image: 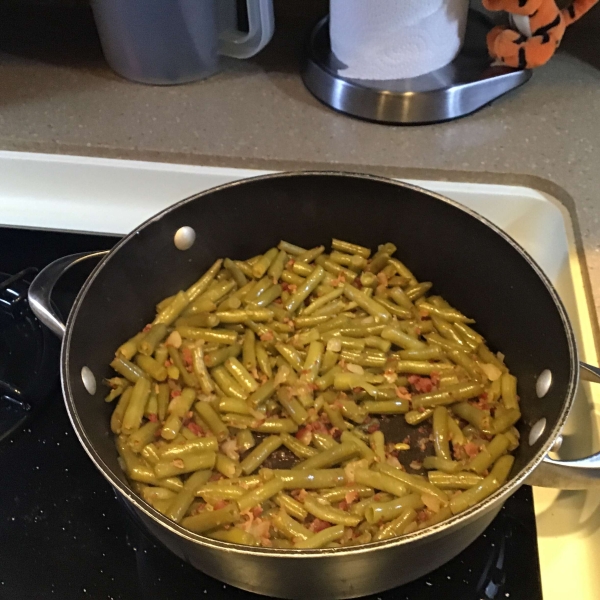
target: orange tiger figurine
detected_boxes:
[483,0,598,68]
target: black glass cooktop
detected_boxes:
[0,227,543,600]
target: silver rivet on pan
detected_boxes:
[550,435,563,453]
[536,369,552,398]
[528,417,546,446]
[174,226,196,251]
[81,366,97,395]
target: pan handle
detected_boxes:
[28,251,109,339]
[527,361,600,489]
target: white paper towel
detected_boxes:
[330,0,470,80]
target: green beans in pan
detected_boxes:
[105,238,520,548]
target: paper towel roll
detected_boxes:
[330,0,470,80]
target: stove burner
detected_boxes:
[0,269,60,441]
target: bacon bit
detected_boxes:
[409,460,422,471]
[353,277,363,289]
[418,308,430,319]
[376,272,388,287]
[344,490,359,505]
[408,375,433,394]
[287,284,298,294]
[170,389,182,399]
[252,506,263,518]
[395,386,412,400]
[295,427,313,445]
[213,499,228,510]
[286,259,295,270]
[171,459,185,470]
[187,422,203,437]
[148,414,158,422]
[164,359,173,368]
[308,518,331,533]
[416,509,431,523]
[470,396,491,411]
[330,274,346,287]
[260,331,274,342]
[430,372,441,388]
[181,346,193,367]
[165,330,182,348]
[154,428,163,438]
[421,493,441,513]
[209,472,223,481]
[366,422,380,434]
[291,489,308,502]
[402,435,411,445]
[143,323,152,332]
[192,502,207,515]
[338,500,349,511]
[463,442,480,458]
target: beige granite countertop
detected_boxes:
[0,1,599,315]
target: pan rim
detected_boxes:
[61,170,578,558]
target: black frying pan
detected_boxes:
[28,172,600,598]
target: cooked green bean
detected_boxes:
[342,284,391,323]
[177,326,238,346]
[365,492,424,524]
[275,343,304,372]
[215,453,242,479]
[158,437,218,459]
[404,408,434,425]
[331,239,370,258]
[362,399,410,414]
[271,469,347,489]
[110,386,133,434]
[468,433,510,474]
[251,247,278,279]
[121,377,151,435]
[240,435,282,475]
[139,324,168,356]
[194,401,229,441]
[353,468,408,497]
[375,464,448,504]
[166,346,197,388]
[411,382,485,409]
[273,508,313,541]
[181,502,240,533]
[280,432,319,459]
[238,477,285,512]
[277,388,309,425]
[492,407,521,434]
[450,455,514,515]
[143,391,158,418]
[375,507,417,540]
[224,357,258,393]
[154,291,190,326]
[128,421,161,453]
[452,401,493,434]
[303,496,361,527]
[165,469,212,522]
[432,407,452,461]
[184,260,223,303]
[190,343,215,395]
[279,240,306,256]
[217,397,252,415]
[154,451,217,478]
[203,343,242,368]
[285,266,326,313]
[110,356,146,384]
[501,373,519,410]
[294,524,345,549]
[247,378,278,408]
[159,388,196,439]
[422,456,462,474]
[428,471,484,490]
[211,366,247,400]
[135,354,167,381]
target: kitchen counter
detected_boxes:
[0,0,599,320]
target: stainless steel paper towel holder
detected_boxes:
[302,11,531,124]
